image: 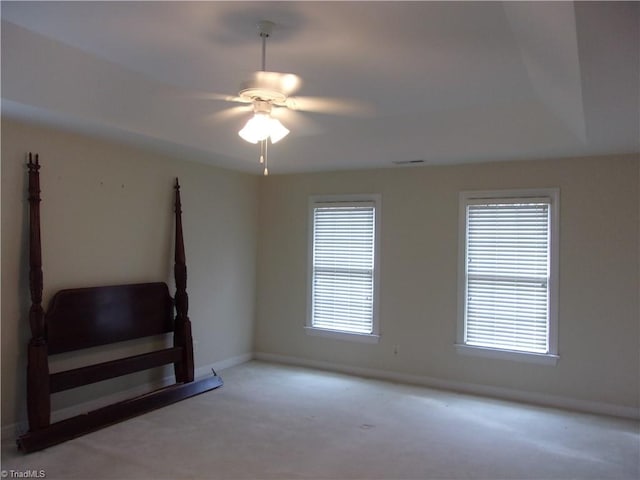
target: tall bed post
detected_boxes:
[26,153,51,430]
[173,179,194,383]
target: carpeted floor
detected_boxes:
[1,361,638,479]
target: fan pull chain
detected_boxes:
[258,139,269,175]
[263,140,269,176]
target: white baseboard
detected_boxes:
[197,352,253,377]
[254,352,640,420]
[1,352,253,443]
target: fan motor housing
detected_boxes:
[239,87,287,104]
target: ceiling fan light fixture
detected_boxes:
[238,113,271,143]
[268,118,290,144]
[235,20,301,173]
[238,112,289,144]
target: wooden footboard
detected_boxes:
[17,375,223,453]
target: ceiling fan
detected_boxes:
[211,20,372,175]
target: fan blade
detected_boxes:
[271,108,324,137]
[243,71,302,96]
[204,105,252,124]
[185,91,251,104]
[285,96,374,117]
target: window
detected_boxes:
[457,189,559,364]
[307,195,380,343]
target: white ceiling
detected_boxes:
[2,1,638,174]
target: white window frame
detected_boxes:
[306,194,381,343]
[456,189,559,365]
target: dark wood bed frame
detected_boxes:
[17,153,223,453]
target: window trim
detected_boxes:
[456,188,560,364]
[306,194,381,343]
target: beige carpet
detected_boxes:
[1,361,638,479]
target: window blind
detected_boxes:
[311,203,375,334]
[464,201,550,353]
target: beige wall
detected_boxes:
[1,119,258,427]
[256,155,639,410]
[3,117,638,430]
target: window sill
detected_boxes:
[455,344,559,366]
[305,327,380,344]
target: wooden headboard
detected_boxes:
[46,283,174,355]
[17,153,223,453]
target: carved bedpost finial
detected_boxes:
[28,152,41,204]
[28,152,40,168]
[174,178,182,214]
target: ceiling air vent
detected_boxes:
[392,159,425,166]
